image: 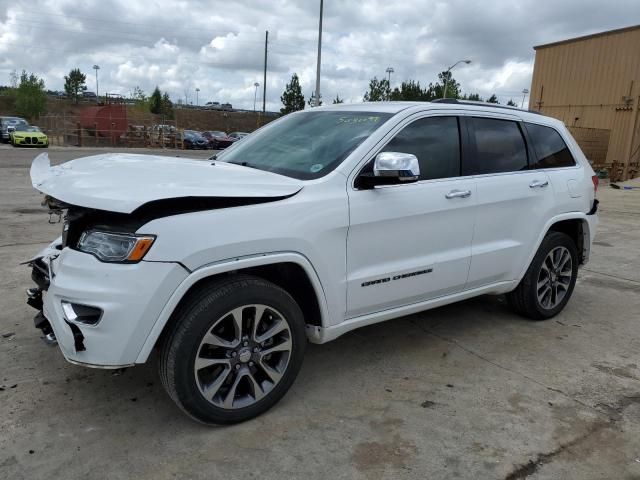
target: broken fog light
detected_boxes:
[77,230,155,263]
[62,301,103,326]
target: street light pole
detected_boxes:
[314,0,323,107]
[253,82,260,112]
[92,65,100,101]
[521,88,529,109]
[195,88,200,107]
[442,59,471,99]
[385,67,394,100]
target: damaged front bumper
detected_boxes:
[27,239,189,368]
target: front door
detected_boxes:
[346,115,476,318]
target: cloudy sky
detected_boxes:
[0,0,638,111]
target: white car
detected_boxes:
[26,100,599,424]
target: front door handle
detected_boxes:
[529,180,549,188]
[445,189,472,199]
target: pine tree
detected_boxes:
[149,86,163,114]
[64,68,87,104]
[280,74,305,114]
[363,77,390,102]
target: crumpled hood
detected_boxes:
[30,153,303,213]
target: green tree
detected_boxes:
[161,92,174,119]
[363,77,390,102]
[131,86,147,103]
[506,99,518,107]
[332,94,344,104]
[14,71,47,119]
[149,86,163,114]
[432,71,461,99]
[389,80,431,101]
[486,94,499,104]
[280,73,305,114]
[461,93,482,101]
[64,68,87,104]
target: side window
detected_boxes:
[525,123,576,168]
[471,118,528,174]
[382,116,460,180]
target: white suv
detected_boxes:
[26,101,599,424]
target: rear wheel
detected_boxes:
[507,231,578,320]
[159,275,307,424]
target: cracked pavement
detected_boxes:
[1,146,640,479]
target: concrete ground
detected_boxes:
[1,145,639,480]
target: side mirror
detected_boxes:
[357,152,420,189]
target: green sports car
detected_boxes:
[11,126,48,148]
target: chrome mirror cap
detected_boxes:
[373,152,420,182]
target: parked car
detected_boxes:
[25,101,598,425]
[228,132,249,141]
[183,130,209,149]
[220,103,233,111]
[83,91,98,101]
[202,131,234,149]
[204,102,221,110]
[10,125,48,148]
[1,116,28,143]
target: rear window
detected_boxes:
[526,123,576,168]
[470,118,528,174]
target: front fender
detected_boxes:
[135,251,329,363]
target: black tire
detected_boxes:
[159,275,307,425]
[507,231,579,320]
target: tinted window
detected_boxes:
[526,123,575,168]
[382,116,460,180]
[471,118,528,174]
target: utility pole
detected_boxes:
[262,30,268,113]
[253,82,260,112]
[314,0,324,107]
[442,59,471,99]
[195,87,200,107]
[385,67,394,100]
[93,65,100,101]
[521,88,529,109]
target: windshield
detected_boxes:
[219,110,392,180]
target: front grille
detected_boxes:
[32,137,38,143]
[25,137,31,144]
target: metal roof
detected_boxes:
[534,24,640,50]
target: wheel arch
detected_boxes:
[517,213,592,284]
[135,252,329,363]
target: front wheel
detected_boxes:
[507,231,579,320]
[159,275,307,424]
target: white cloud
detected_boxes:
[0,0,638,111]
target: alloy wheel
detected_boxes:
[193,304,292,410]
[536,246,573,310]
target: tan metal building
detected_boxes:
[530,25,640,180]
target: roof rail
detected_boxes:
[431,98,543,115]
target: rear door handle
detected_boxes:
[445,189,472,199]
[529,180,549,188]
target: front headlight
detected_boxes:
[77,231,155,263]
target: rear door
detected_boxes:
[524,122,586,214]
[463,115,556,288]
[346,115,476,317]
